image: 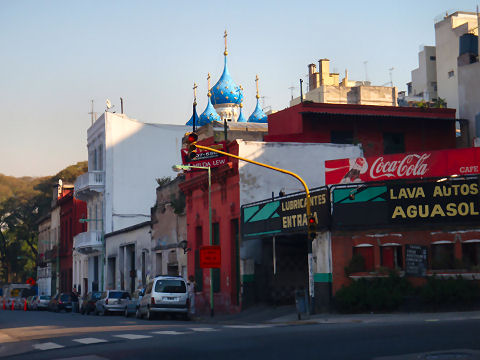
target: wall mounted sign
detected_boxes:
[332,178,480,229]
[325,148,480,185]
[242,188,330,239]
[405,245,428,277]
[199,245,221,269]
[181,141,228,168]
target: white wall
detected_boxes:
[104,113,190,233]
[458,61,480,140]
[105,224,151,291]
[412,46,437,100]
[435,13,478,114]
[237,140,363,205]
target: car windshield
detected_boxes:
[92,292,102,300]
[154,280,186,293]
[108,291,125,299]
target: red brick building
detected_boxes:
[265,102,456,156]
[58,188,87,293]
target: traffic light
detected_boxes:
[307,216,316,241]
[185,132,198,161]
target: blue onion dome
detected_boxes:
[186,107,199,126]
[199,94,221,125]
[211,56,244,106]
[237,103,247,123]
[248,98,268,123]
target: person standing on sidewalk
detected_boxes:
[187,275,196,317]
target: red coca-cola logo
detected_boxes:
[369,153,431,179]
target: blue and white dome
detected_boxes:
[186,107,199,126]
[237,104,247,123]
[211,56,244,106]
[248,98,268,123]
[199,95,221,125]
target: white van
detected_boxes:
[138,276,189,320]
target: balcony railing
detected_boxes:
[74,171,104,199]
[73,231,103,254]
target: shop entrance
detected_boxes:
[256,235,308,306]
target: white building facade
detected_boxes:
[73,111,190,296]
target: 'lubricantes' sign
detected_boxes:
[181,141,228,168]
[325,148,480,185]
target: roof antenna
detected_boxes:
[363,61,369,83]
[120,97,124,114]
[88,100,96,125]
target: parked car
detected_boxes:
[48,293,78,312]
[95,290,130,316]
[36,295,51,310]
[80,292,102,315]
[138,276,189,320]
[124,288,144,317]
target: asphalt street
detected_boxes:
[1,309,480,360]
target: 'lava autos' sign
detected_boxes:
[199,246,221,269]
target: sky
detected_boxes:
[0,0,477,177]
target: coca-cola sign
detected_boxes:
[325,148,480,185]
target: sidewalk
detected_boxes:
[193,305,480,326]
[269,310,480,325]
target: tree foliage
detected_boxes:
[0,161,87,283]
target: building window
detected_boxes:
[353,245,375,272]
[383,132,405,154]
[381,245,403,270]
[462,242,480,269]
[212,222,220,293]
[430,56,436,61]
[431,243,454,270]
[448,70,454,78]
[331,130,354,144]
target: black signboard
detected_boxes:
[405,244,428,277]
[332,178,480,229]
[242,188,330,239]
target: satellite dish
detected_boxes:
[106,99,112,109]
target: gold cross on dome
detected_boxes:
[255,74,260,99]
[193,83,197,103]
[224,30,228,56]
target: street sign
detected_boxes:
[199,245,221,269]
[181,141,228,168]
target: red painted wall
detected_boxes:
[59,190,87,293]
[265,103,457,157]
[180,139,241,314]
[331,227,480,294]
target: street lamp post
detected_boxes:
[79,218,104,292]
[172,164,213,316]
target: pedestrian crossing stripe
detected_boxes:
[33,342,64,350]
[190,327,218,332]
[73,337,108,344]
[223,324,273,329]
[151,331,190,335]
[113,334,153,340]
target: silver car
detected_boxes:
[138,276,189,320]
[95,290,130,316]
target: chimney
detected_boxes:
[308,63,319,90]
[319,59,330,85]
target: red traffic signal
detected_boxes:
[307,216,316,241]
[185,132,198,160]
